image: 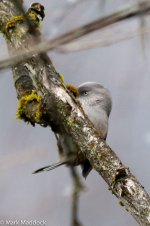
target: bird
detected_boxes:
[33,82,112,178]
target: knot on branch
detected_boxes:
[1,3,45,36]
[26,3,45,28]
[110,166,128,191]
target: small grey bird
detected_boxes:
[33,82,112,177]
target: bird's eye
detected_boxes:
[81,90,88,96]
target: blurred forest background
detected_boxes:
[0,0,150,225]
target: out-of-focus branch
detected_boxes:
[56,26,150,53]
[0,1,150,69]
[1,1,150,225]
[70,167,85,226]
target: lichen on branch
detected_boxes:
[16,89,44,126]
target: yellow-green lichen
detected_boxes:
[5,16,24,31]
[5,20,16,30]
[13,15,24,23]
[66,84,79,97]
[16,90,42,125]
[67,117,74,127]
[27,11,40,27]
[4,3,44,34]
[59,73,64,83]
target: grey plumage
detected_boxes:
[78,82,112,139]
[33,82,112,177]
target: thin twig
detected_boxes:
[56,26,150,53]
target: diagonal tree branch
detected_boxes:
[1,1,150,225]
[0,1,150,69]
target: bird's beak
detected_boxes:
[66,84,79,97]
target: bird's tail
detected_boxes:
[33,160,66,174]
